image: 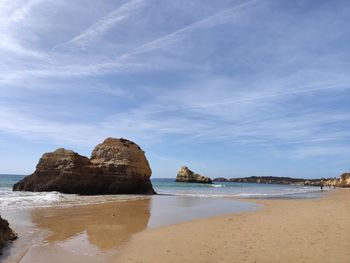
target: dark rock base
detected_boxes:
[0,216,17,255]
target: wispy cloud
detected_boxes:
[0,0,349,176]
[292,146,350,159]
[0,106,99,145]
[58,0,146,48]
[0,0,48,57]
[111,0,262,59]
[0,0,45,26]
[1,76,349,159]
[0,0,262,84]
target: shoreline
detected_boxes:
[0,195,257,263]
[0,188,345,262]
[114,189,350,263]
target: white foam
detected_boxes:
[0,183,327,210]
[211,184,226,188]
[0,187,148,210]
[155,186,326,199]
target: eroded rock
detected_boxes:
[339,173,350,187]
[176,166,212,184]
[13,138,155,195]
[0,216,17,254]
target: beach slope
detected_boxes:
[115,189,350,263]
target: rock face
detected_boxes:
[0,216,16,254]
[13,138,155,195]
[339,173,350,187]
[176,166,212,184]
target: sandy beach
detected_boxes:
[1,189,349,263]
[115,189,350,263]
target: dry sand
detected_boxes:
[114,189,350,263]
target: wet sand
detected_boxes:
[1,196,256,262]
[115,189,350,263]
[5,199,152,263]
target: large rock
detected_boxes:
[0,216,16,254]
[176,166,212,184]
[13,138,155,195]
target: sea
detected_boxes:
[0,174,327,211]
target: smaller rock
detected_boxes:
[0,216,17,254]
[175,166,212,184]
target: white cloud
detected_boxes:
[292,146,350,159]
[0,0,263,84]
[65,0,146,47]
[0,0,45,26]
[1,73,348,160]
[0,0,349,167]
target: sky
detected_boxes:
[0,0,349,178]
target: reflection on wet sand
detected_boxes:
[147,196,259,228]
[3,196,257,263]
[31,198,151,250]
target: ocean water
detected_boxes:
[152,178,326,199]
[0,175,327,210]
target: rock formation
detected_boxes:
[13,138,155,195]
[176,166,212,184]
[339,173,350,187]
[0,216,17,254]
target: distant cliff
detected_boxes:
[213,174,350,187]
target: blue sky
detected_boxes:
[0,0,349,178]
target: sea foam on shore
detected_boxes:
[0,176,328,210]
